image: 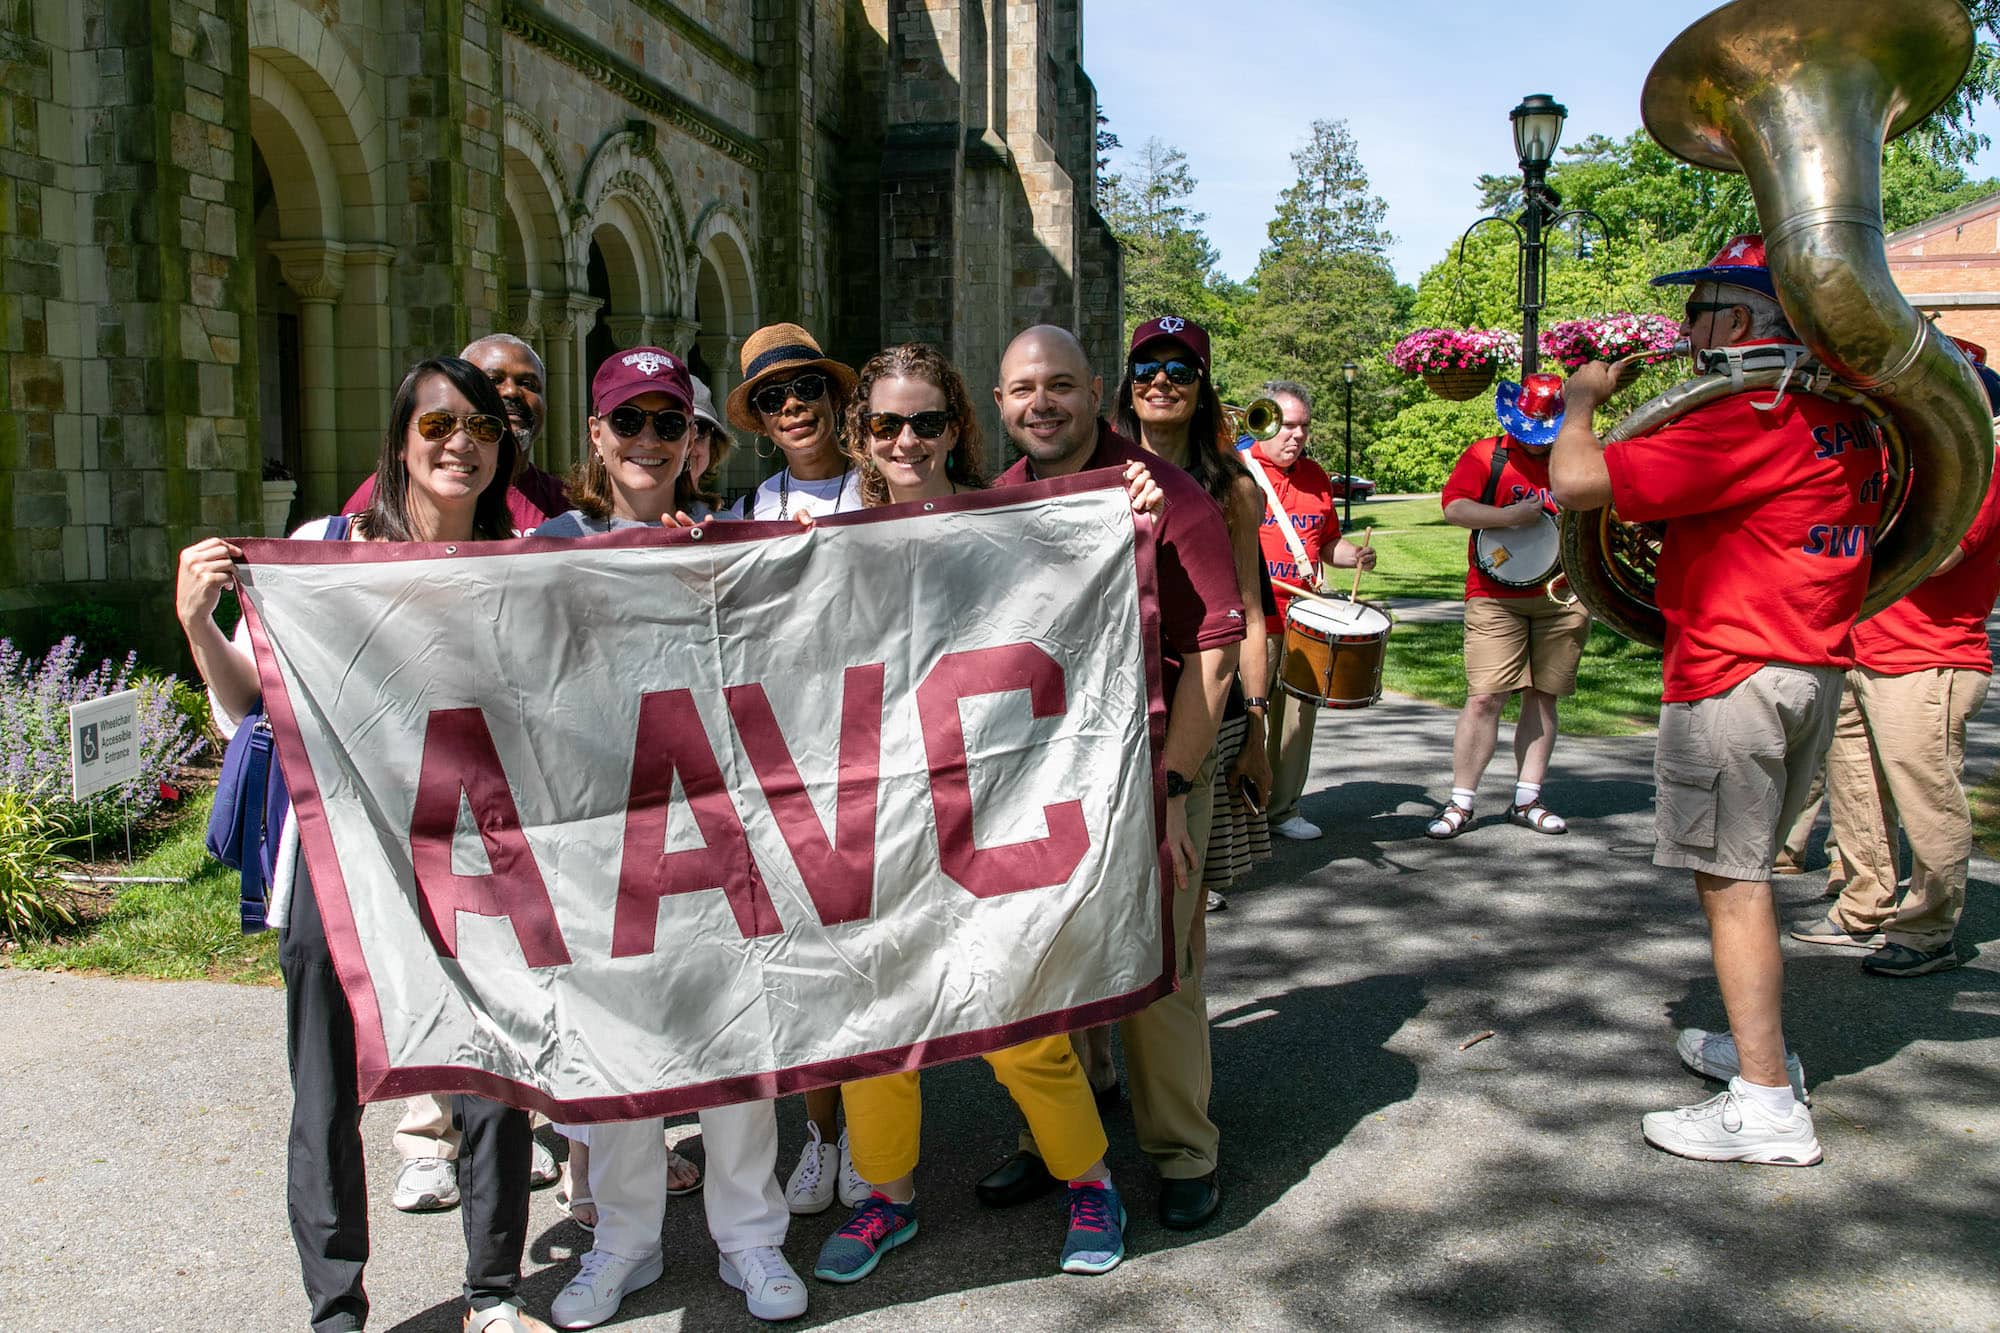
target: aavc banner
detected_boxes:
[235,472,1170,1121]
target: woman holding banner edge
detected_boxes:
[173,356,550,1333]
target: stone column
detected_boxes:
[546,293,602,470]
[336,243,396,500]
[508,288,548,346]
[270,239,349,516]
[662,318,700,360]
[603,314,648,349]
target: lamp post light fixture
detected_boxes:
[1455,92,1607,377]
[1341,360,1358,527]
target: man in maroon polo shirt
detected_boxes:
[346,334,569,531]
[973,324,1244,1231]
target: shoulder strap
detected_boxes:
[1478,437,1511,507]
[326,514,353,540]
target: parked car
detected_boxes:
[1328,473,1375,502]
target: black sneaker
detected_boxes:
[1862,941,1961,977]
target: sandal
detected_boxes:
[554,1164,596,1230]
[665,1145,703,1196]
[1509,801,1568,835]
[1426,804,1472,840]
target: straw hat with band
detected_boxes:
[725,323,859,433]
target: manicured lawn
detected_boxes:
[1335,495,1665,736]
[5,790,279,985]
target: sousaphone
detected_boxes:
[1558,0,1995,646]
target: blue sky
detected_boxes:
[1083,0,1999,286]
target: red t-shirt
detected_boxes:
[1251,446,1336,634]
[998,422,1245,700]
[344,460,570,534]
[1851,456,2000,674]
[1441,435,1559,600]
[1604,391,1887,703]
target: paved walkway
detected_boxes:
[4,680,1999,1331]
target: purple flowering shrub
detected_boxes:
[0,638,206,832]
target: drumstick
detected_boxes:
[1272,577,1345,606]
[1348,528,1374,601]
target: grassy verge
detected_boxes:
[1970,766,2000,861]
[5,789,279,985]
[1339,495,1665,735]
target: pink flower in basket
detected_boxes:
[1540,314,1679,371]
[1388,328,1523,377]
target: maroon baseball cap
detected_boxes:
[591,346,693,416]
[1128,315,1212,372]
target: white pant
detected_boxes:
[587,1100,787,1260]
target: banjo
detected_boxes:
[1473,511,1562,587]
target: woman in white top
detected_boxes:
[174,356,552,1333]
[725,323,864,520]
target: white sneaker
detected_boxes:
[1272,815,1322,841]
[836,1128,869,1208]
[719,1245,809,1321]
[549,1248,665,1329]
[784,1122,837,1215]
[1640,1086,1822,1166]
[530,1137,559,1189]
[1674,1028,1809,1105]
[392,1156,460,1212]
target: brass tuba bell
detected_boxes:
[1557,0,1995,647]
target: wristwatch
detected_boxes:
[1165,769,1196,798]
[1242,695,1270,715]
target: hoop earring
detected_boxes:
[756,436,775,460]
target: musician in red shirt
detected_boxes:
[1803,346,2000,977]
[1553,236,1884,1167]
[1248,380,1376,841]
[1426,374,1592,841]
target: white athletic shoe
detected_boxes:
[1272,815,1323,841]
[784,1122,837,1215]
[1641,1086,1822,1166]
[549,1248,665,1329]
[392,1156,460,1212]
[836,1128,870,1208]
[719,1245,809,1321]
[1674,1028,1809,1105]
[530,1138,560,1189]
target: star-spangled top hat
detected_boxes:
[1650,234,1777,298]
[1494,372,1566,446]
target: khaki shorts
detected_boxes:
[1653,663,1843,881]
[1462,595,1592,697]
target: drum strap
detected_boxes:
[1235,440,1319,590]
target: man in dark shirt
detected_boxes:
[977,324,1244,1230]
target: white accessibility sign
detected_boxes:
[70,689,142,800]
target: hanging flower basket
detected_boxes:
[1541,313,1680,370]
[1421,364,1498,400]
[1389,328,1521,402]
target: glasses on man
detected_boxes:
[752,373,828,416]
[414,410,507,446]
[1683,301,1739,323]
[605,406,691,440]
[1131,359,1200,386]
[863,410,953,442]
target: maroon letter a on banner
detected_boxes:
[726,663,885,926]
[916,643,1089,897]
[614,688,779,955]
[409,708,571,968]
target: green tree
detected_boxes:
[1101,138,1235,336]
[1912,0,2000,163]
[1226,120,1410,454]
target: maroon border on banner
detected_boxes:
[239,468,1174,1120]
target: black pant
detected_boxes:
[280,871,534,1331]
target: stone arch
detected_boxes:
[503,107,573,296]
[573,127,688,315]
[689,201,758,336]
[589,198,658,319]
[245,0,382,240]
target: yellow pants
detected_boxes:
[843,1034,1108,1184]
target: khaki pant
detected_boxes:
[1265,655,1318,824]
[395,1095,550,1160]
[1825,666,1988,950]
[1025,746,1220,1179]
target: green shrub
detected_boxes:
[1368,395,1500,492]
[0,786,78,941]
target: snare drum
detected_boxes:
[1280,597,1392,709]
[1472,511,1561,588]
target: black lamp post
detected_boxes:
[1341,361,1358,526]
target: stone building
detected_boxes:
[1888,190,2000,353]
[0,0,1121,647]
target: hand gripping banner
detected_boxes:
[233,472,1171,1121]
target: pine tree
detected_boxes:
[1101,137,1234,333]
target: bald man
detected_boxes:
[975,325,1244,1230]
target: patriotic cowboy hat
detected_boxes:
[1650,233,1777,298]
[724,323,858,433]
[1494,371,1566,446]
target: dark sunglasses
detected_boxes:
[752,373,828,416]
[414,410,506,446]
[863,410,953,442]
[605,406,690,440]
[1131,359,1200,386]
[1683,301,1740,321]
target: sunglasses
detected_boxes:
[605,405,690,440]
[752,373,828,416]
[1683,301,1740,321]
[414,410,507,446]
[863,410,953,442]
[1131,359,1200,386]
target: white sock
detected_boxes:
[1514,781,1541,808]
[1450,788,1476,813]
[1730,1075,1797,1118]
